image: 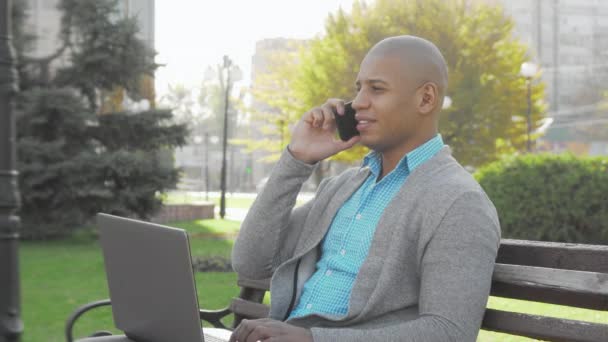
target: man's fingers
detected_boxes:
[325,98,345,115]
[334,100,345,116]
[230,318,260,342]
[337,135,361,150]
[320,104,336,130]
[263,338,280,342]
[310,108,324,128]
[302,99,347,130]
[245,325,272,342]
[230,319,292,342]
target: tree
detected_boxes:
[244,0,546,168]
[14,0,187,239]
[160,80,241,142]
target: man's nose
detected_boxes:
[351,91,370,111]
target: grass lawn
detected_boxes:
[19,217,606,342]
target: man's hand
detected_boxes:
[229,318,313,342]
[289,99,360,164]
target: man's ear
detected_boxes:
[418,83,438,115]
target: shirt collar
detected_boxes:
[362,134,444,176]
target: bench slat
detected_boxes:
[482,308,608,342]
[494,263,608,295]
[491,263,608,310]
[237,277,271,290]
[497,239,608,273]
[230,297,270,319]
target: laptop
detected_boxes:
[91,213,231,342]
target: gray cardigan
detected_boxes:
[232,147,501,342]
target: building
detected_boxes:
[25,0,154,56]
[24,0,156,108]
[489,0,608,155]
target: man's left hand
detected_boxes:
[229,318,313,342]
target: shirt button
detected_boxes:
[325,270,332,276]
[356,214,362,220]
[340,249,346,256]
[306,304,312,309]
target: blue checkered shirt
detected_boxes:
[288,134,445,319]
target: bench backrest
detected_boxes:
[230,239,608,341]
[485,238,608,341]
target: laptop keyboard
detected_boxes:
[204,333,229,342]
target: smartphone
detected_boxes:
[334,101,359,141]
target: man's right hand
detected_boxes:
[288,99,361,164]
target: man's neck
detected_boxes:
[379,132,438,180]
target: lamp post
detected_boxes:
[204,132,209,201]
[0,0,24,341]
[520,62,539,152]
[442,95,452,110]
[218,56,241,219]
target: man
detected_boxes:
[230,35,501,342]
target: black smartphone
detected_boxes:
[334,101,359,141]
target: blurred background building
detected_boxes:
[488,0,608,155]
[24,0,156,110]
[26,0,154,55]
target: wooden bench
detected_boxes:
[66,238,608,342]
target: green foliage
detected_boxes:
[16,90,188,239]
[245,0,545,166]
[475,154,608,244]
[95,148,181,220]
[15,0,187,239]
[17,89,109,238]
[94,110,187,151]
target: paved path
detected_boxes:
[216,207,249,221]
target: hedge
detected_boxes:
[474,153,608,244]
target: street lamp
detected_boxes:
[0,1,24,341]
[520,61,539,152]
[218,56,241,219]
[442,95,452,110]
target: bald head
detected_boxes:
[366,35,448,103]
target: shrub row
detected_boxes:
[474,153,608,244]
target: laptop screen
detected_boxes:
[97,213,204,342]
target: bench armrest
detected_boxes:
[65,299,234,342]
[199,307,233,330]
[65,299,112,342]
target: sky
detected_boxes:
[154,0,357,98]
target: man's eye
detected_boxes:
[372,87,383,91]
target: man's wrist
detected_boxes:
[287,144,318,165]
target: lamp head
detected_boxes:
[520,62,539,78]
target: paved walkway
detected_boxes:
[216,207,250,221]
[200,191,315,221]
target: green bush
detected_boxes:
[474,154,608,244]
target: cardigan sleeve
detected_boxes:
[232,148,324,280]
[310,190,501,342]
